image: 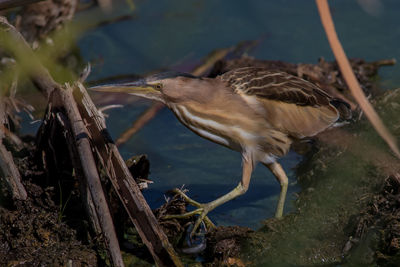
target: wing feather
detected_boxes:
[219,67,331,106]
[218,67,349,138]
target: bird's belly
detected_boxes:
[188,124,278,164]
[185,124,233,148]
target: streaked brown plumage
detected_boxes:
[90,67,351,236]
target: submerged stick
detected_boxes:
[116,102,164,147]
[316,0,400,158]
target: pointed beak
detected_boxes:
[89,79,159,95]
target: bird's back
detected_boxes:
[218,67,351,140]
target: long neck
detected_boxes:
[168,103,241,150]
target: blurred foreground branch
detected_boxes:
[316,0,400,158]
[0,0,43,10]
[15,0,78,44]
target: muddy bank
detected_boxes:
[0,138,97,266]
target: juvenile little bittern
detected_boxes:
[91,67,350,234]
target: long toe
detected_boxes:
[162,206,215,234]
[163,207,204,220]
[170,188,202,207]
[162,189,216,233]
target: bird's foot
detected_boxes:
[180,221,207,254]
[163,188,216,237]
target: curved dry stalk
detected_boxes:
[116,102,164,147]
[316,0,400,158]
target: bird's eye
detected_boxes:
[155,83,163,90]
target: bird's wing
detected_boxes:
[219,67,344,138]
[219,67,331,106]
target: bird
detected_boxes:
[90,67,351,236]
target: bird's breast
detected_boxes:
[170,105,249,151]
[169,102,292,160]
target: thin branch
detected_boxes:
[316,0,400,158]
[191,46,233,76]
[116,102,164,147]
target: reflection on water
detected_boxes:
[78,0,400,229]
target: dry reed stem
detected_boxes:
[316,0,400,158]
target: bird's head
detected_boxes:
[90,71,202,105]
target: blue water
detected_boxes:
[77,0,400,229]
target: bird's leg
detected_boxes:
[266,162,288,218]
[164,156,254,236]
